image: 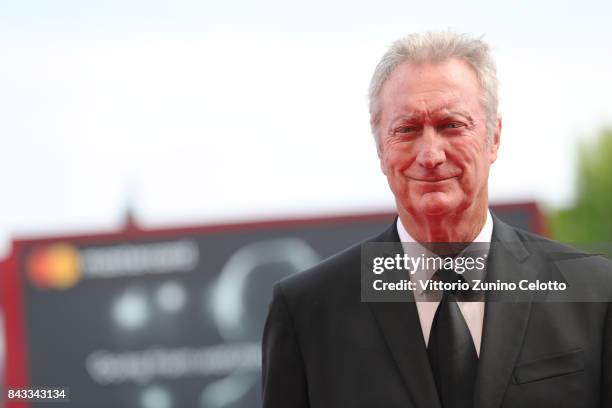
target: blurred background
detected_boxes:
[0,1,611,407]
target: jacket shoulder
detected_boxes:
[277,240,362,301]
[511,223,610,264]
[496,218,612,287]
[273,224,395,310]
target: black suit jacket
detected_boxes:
[262,215,612,408]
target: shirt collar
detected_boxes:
[396,210,493,295]
[396,210,493,244]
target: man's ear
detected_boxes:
[489,114,502,164]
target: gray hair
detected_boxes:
[368,31,498,144]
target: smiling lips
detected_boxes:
[409,175,458,182]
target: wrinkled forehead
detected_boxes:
[389,103,469,121]
[383,96,481,130]
[379,65,484,125]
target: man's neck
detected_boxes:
[398,204,489,243]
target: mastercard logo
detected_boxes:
[27,243,82,290]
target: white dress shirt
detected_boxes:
[396,211,493,356]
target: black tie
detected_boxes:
[427,267,478,408]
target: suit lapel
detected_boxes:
[367,221,441,408]
[474,216,536,408]
[369,301,441,408]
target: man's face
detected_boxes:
[378,58,500,219]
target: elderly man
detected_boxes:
[262,31,612,408]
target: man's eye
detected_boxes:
[394,125,418,134]
[443,122,464,129]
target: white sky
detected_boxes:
[1,0,611,255]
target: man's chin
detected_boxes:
[414,193,457,216]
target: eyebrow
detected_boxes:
[388,109,475,128]
[441,110,474,121]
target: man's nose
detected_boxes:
[415,128,446,168]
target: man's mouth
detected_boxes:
[408,175,458,182]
